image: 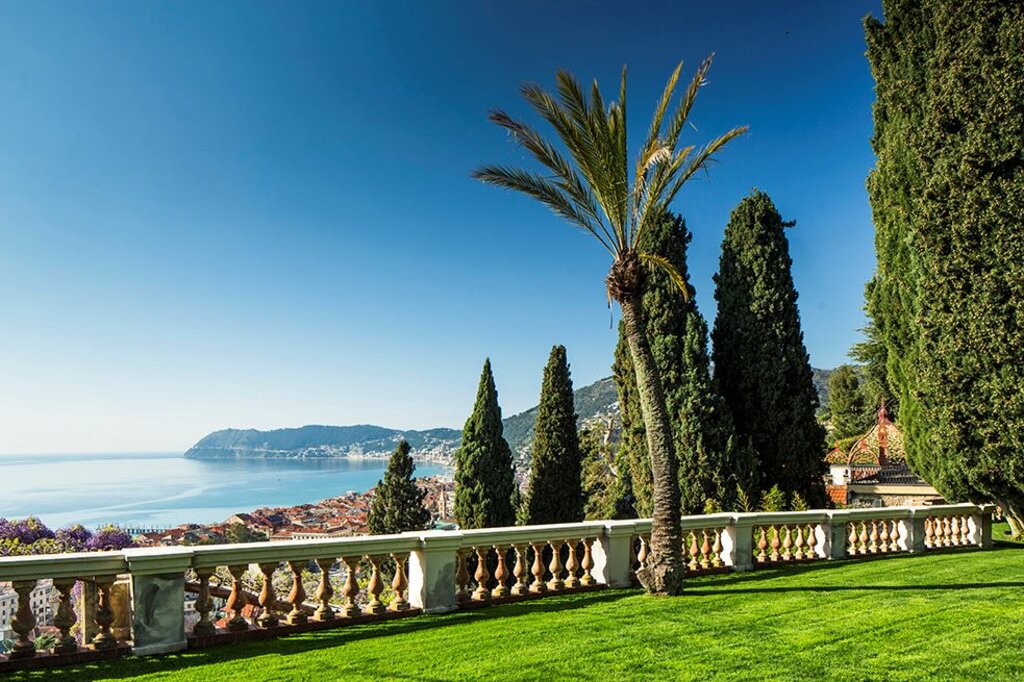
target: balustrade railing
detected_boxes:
[0,503,995,671]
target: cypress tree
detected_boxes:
[827,365,874,440]
[712,191,826,507]
[522,346,585,524]
[613,212,752,515]
[453,359,517,529]
[368,440,432,535]
[865,0,1024,535]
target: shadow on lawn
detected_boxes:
[13,590,635,682]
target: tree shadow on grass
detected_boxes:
[688,581,1024,596]
[11,590,636,682]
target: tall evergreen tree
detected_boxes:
[865,0,1024,535]
[368,440,432,535]
[523,346,585,524]
[712,191,826,506]
[614,212,752,515]
[827,365,873,440]
[453,359,517,529]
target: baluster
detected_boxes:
[193,568,216,635]
[313,558,336,621]
[257,562,279,627]
[455,550,471,603]
[781,525,792,561]
[770,525,781,561]
[711,529,724,568]
[390,553,410,611]
[890,520,902,552]
[638,534,651,568]
[848,522,858,554]
[471,547,491,601]
[879,520,891,553]
[286,561,308,625]
[365,555,385,615]
[491,545,510,598]
[961,515,971,545]
[92,575,118,648]
[629,535,639,574]
[859,521,870,555]
[546,540,565,591]
[225,565,250,631]
[700,530,712,569]
[341,557,360,617]
[806,524,818,559]
[793,525,805,560]
[869,521,879,553]
[529,542,547,593]
[931,517,942,548]
[9,580,37,658]
[757,527,768,562]
[564,540,580,588]
[943,517,954,547]
[53,578,78,653]
[688,531,700,570]
[581,538,596,585]
[511,544,529,596]
[949,516,960,547]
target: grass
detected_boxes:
[11,540,1024,681]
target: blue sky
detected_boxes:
[0,1,884,453]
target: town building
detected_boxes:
[825,403,942,507]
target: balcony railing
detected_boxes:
[0,503,995,672]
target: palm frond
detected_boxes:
[473,165,615,254]
[639,251,691,300]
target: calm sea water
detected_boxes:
[0,453,449,529]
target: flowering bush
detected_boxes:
[0,518,134,556]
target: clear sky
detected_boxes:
[0,1,885,453]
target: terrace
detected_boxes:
[0,504,1008,680]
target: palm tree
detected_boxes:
[473,57,745,595]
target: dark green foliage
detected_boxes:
[522,346,585,524]
[613,213,750,515]
[864,0,1024,533]
[828,365,874,440]
[581,422,636,520]
[225,523,267,544]
[368,440,432,535]
[453,359,517,529]
[712,191,826,507]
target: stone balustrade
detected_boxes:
[0,503,994,671]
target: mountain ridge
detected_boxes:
[185,369,832,462]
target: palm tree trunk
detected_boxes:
[619,291,686,595]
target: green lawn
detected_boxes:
[13,542,1024,681]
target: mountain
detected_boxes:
[184,425,461,460]
[184,370,831,463]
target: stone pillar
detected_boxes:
[591,521,638,587]
[826,513,847,560]
[407,531,462,614]
[904,509,928,554]
[724,518,753,571]
[971,507,994,548]
[124,547,194,656]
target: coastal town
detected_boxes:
[129,475,457,547]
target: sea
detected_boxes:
[0,452,450,530]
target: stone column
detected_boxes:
[971,506,994,548]
[124,547,194,656]
[825,512,848,559]
[723,517,753,571]
[407,531,462,614]
[591,521,638,587]
[904,509,928,554]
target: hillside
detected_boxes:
[185,369,831,462]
